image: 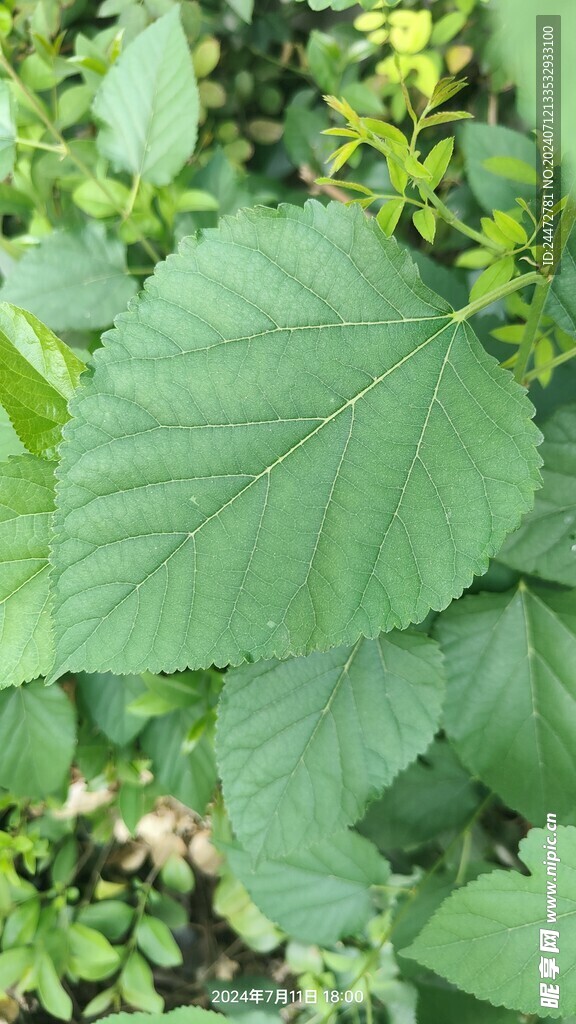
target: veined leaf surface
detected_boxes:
[217,631,444,859]
[50,201,541,677]
[0,455,54,688]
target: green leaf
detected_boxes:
[430,11,467,46]
[492,210,527,245]
[469,257,515,303]
[0,455,54,688]
[0,304,85,458]
[75,671,149,745]
[0,81,16,180]
[225,0,254,22]
[435,583,576,824]
[546,226,576,337]
[217,632,444,859]
[376,197,405,235]
[461,123,536,213]
[69,922,121,981]
[0,680,75,798]
[76,900,133,942]
[428,75,468,111]
[359,739,482,850]
[0,947,34,991]
[93,8,199,186]
[403,826,576,1016]
[412,207,436,244]
[136,915,183,967]
[499,405,576,586]
[423,137,454,190]
[223,830,389,945]
[141,711,216,812]
[420,111,472,128]
[160,854,196,894]
[37,953,73,1021]
[482,156,538,186]
[49,201,541,679]
[119,951,164,1014]
[0,226,137,332]
[72,178,131,219]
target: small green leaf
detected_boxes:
[0,456,55,688]
[386,153,409,193]
[76,901,133,942]
[160,854,196,894]
[412,207,436,244]
[403,826,576,1016]
[136,915,183,968]
[93,8,199,186]
[0,304,85,458]
[492,210,528,245]
[225,0,254,22]
[98,1008,232,1024]
[119,951,164,1013]
[428,76,468,110]
[37,953,73,1021]
[69,922,121,981]
[361,118,408,147]
[480,217,510,249]
[0,947,34,990]
[192,37,220,78]
[454,248,495,269]
[218,632,444,859]
[377,197,405,235]
[469,257,515,303]
[482,156,538,185]
[423,137,454,189]
[328,139,361,175]
[420,111,472,128]
[490,324,525,344]
[72,178,131,219]
[430,11,467,46]
[404,153,432,181]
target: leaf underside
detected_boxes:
[49,201,541,678]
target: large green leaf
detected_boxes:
[435,583,576,824]
[0,226,137,332]
[0,455,54,689]
[499,405,576,586]
[48,201,541,679]
[222,830,389,945]
[0,304,85,459]
[403,826,576,1016]
[417,984,545,1023]
[217,631,444,859]
[0,680,76,798]
[546,228,576,337]
[93,8,199,186]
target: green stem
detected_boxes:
[514,193,576,383]
[0,53,161,265]
[524,344,576,382]
[15,136,64,153]
[453,272,546,323]
[455,828,472,886]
